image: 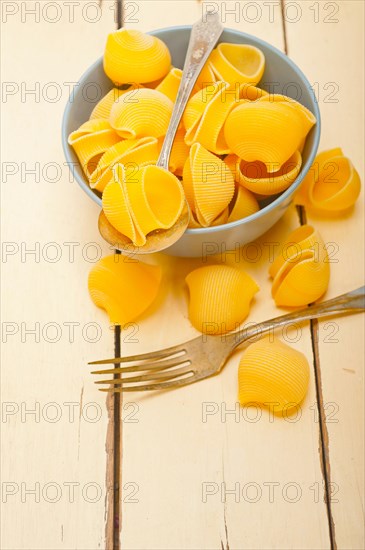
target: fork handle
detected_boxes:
[229,286,365,350]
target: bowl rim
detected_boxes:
[62,25,321,234]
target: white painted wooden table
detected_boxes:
[1,1,364,549]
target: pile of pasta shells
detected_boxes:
[69,28,319,245]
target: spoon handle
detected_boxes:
[157,13,224,169]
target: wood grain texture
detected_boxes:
[0,3,116,548]
[284,1,365,548]
[1,1,363,549]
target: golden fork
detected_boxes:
[90,286,364,392]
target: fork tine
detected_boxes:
[89,343,186,366]
[95,365,193,385]
[90,356,188,375]
[98,374,199,392]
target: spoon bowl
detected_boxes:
[98,202,190,254]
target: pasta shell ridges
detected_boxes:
[102,164,185,247]
[186,265,259,334]
[103,29,171,84]
[295,149,361,211]
[209,43,265,86]
[269,225,330,307]
[109,89,173,139]
[238,339,310,413]
[183,143,235,227]
[224,101,306,172]
[88,255,162,325]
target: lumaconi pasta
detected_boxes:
[103,29,171,84]
[109,88,173,139]
[89,137,160,192]
[102,163,185,246]
[183,83,268,156]
[258,93,316,136]
[68,119,121,178]
[184,81,240,154]
[269,225,330,307]
[186,265,259,334]
[183,143,235,227]
[156,67,183,102]
[195,62,216,90]
[102,164,144,245]
[295,148,361,211]
[226,151,303,196]
[224,100,311,172]
[188,206,229,228]
[89,86,139,120]
[88,254,162,325]
[209,43,265,86]
[238,338,310,413]
[227,185,260,222]
[240,84,268,101]
[211,207,230,226]
[167,128,190,177]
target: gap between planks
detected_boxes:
[281,0,337,545]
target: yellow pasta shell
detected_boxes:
[240,84,268,101]
[295,148,361,211]
[269,225,330,307]
[188,207,229,229]
[103,29,171,85]
[195,62,216,91]
[186,265,259,334]
[102,163,185,247]
[167,128,190,177]
[102,164,146,246]
[225,152,302,195]
[211,207,229,226]
[89,137,160,192]
[124,165,185,235]
[228,185,260,222]
[68,119,120,178]
[238,151,303,195]
[224,154,241,183]
[88,254,162,325]
[183,143,235,227]
[185,81,240,154]
[183,87,210,136]
[89,86,139,120]
[188,208,227,228]
[259,93,316,136]
[109,88,173,139]
[183,82,266,155]
[269,224,326,278]
[156,67,182,102]
[224,101,305,172]
[209,43,265,86]
[238,338,310,413]
[187,212,201,229]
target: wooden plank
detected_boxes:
[127,0,285,48]
[119,2,330,549]
[0,2,117,549]
[284,1,365,548]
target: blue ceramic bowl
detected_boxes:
[62,26,320,257]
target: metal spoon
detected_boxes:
[98,13,224,254]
